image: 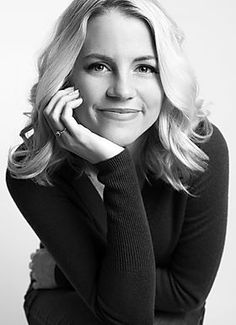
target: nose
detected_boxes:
[106,74,136,100]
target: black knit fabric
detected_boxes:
[6,124,229,324]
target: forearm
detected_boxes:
[95,149,156,324]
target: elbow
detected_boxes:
[95,295,155,325]
[178,284,209,313]
[157,296,206,315]
[179,297,206,313]
[170,288,207,313]
[157,282,208,313]
[169,275,210,313]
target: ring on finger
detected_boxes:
[55,127,67,137]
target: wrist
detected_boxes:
[88,134,124,164]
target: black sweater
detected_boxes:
[6,124,229,324]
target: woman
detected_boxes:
[6,0,229,324]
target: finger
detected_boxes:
[30,271,37,281]
[46,91,81,134]
[29,270,34,280]
[35,248,45,254]
[60,97,84,135]
[44,88,76,133]
[51,91,80,130]
[46,89,79,119]
[44,87,74,116]
[30,252,36,259]
[32,281,39,290]
[30,249,41,261]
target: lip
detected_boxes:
[98,108,142,114]
[96,107,142,121]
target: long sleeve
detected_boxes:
[94,149,156,323]
[6,149,156,325]
[154,125,229,313]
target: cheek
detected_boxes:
[143,82,164,119]
[72,80,105,125]
[71,73,105,105]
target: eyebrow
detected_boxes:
[83,53,157,63]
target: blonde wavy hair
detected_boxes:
[8,0,212,192]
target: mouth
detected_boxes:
[98,108,142,114]
[96,107,142,121]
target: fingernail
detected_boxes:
[69,89,79,96]
[73,98,83,109]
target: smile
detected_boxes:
[98,108,141,114]
[96,107,142,121]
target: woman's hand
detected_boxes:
[43,87,124,164]
[29,248,57,290]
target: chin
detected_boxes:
[107,136,138,148]
[102,128,149,149]
[99,131,140,148]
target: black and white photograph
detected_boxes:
[1,1,235,324]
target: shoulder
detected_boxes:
[190,123,229,194]
[194,123,229,177]
[199,123,228,160]
[6,157,75,199]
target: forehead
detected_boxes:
[79,10,156,58]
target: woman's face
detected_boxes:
[71,10,164,147]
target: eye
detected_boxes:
[136,65,158,74]
[87,63,110,72]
